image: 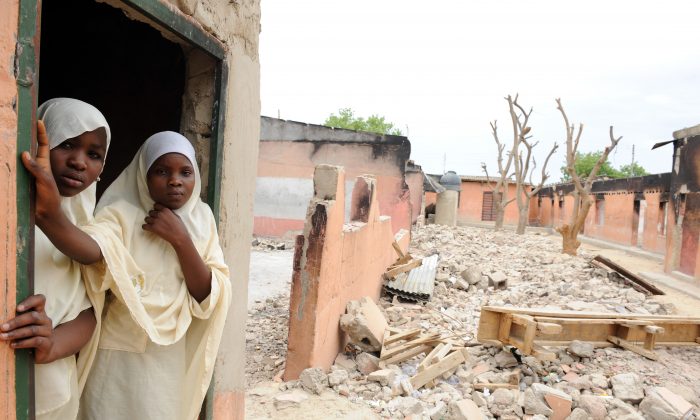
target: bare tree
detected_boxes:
[507,97,559,234]
[481,100,518,231]
[555,98,622,255]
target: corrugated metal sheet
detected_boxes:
[384,254,438,302]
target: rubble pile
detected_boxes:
[246,225,700,419]
[251,237,294,251]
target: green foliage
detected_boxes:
[560,150,645,181]
[618,162,649,178]
[324,108,403,136]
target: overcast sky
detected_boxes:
[260,1,700,181]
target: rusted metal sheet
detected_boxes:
[384,254,438,302]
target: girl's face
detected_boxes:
[146,153,196,210]
[50,127,108,197]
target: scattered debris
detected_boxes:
[383,241,437,302]
[246,224,700,420]
[591,255,665,295]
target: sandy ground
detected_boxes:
[248,249,294,309]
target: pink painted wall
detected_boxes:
[532,190,668,255]
[284,166,409,380]
[405,170,424,224]
[256,140,411,237]
[0,1,19,416]
[456,181,520,224]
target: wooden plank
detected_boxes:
[392,241,405,258]
[521,318,537,355]
[498,314,513,344]
[385,259,423,278]
[384,328,421,346]
[381,344,433,366]
[537,322,563,335]
[410,350,465,389]
[593,255,665,295]
[388,254,412,268]
[418,343,444,370]
[608,336,659,360]
[381,333,440,360]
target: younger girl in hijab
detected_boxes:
[2,98,110,419]
[24,131,231,420]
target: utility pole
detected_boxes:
[631,144,635,167]
[443,153,446,175]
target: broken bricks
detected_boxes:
[339,296,388,352]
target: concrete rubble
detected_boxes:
[245,225,700,419]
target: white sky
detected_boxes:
[260,1,700,181]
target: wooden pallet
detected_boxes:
[478,306,700,360]
[380,327,469,391]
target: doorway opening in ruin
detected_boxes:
[16,0,228,417]
[39,0,187,196]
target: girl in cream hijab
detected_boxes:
[2,98,110,419]
[24,130,231,419]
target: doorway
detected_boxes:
[40,0,186,196]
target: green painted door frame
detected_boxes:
[15,1,228,418]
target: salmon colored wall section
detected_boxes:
[256,141,411,236]
[425,191,437,207]
[0,1,18,417]
[253,216,305,239]
[456,181,519,224]
[532,190,668,255]
[405,171,424,224]
[284,166,409,380]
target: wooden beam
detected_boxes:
[608,336,659,360]
[410,350,466,389]
[385,259,422,278]
[592,255,665,295]
[384,328,421,346]
[381,344,433,366]
[380,333,440,360]
[392,241,405,258]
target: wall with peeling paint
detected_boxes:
[284,165,409,380]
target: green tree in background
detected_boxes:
[561,151,620,180]
[324,108,403,135]
[619,162,649,177]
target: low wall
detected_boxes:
[284,165,409,380]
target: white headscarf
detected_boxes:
[82,131,231,420]
[38,97,111,225]
[34,98,110,418]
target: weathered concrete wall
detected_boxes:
[284,165,409,380]
[255,117,412,238]
[0,0,19,417]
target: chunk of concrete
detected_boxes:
[367,368,396,386]
[449,399,485,420]
[578,395,607,420]
[611,373,644,404]
[333,352,358,372]
[640,387,694,420]
[488,271,508,289]
[339,297,387,352]
[273,389,310,409]
[523,388,553,417]
[299,367,328,395]
[568,408,590,420]
[328,368,349,386]
[567,340,594,358]
[356,352,380,375]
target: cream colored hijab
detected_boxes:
[34,98,110,417]
[82,131,231,420]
